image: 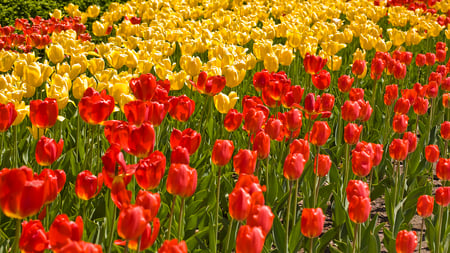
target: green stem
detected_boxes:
[352,223,359,253]
[428,98,435,142]
[265,157,270,201]
[445,140,448,158]
[314,145,320,207]
[436,205,444,253]
[310,237,313,253]
[285,181,293,253]
[292,178,299,226]
[167,196,176,240]
[13,125,18,167]
[124,240,129,253]
[107,205,117,253]
[393,160,399,206]
[418,218,424,253]
[371,78,377,112]
[344,144,350,191]
[415,115,420,135]
[136,235,142,253]
[12,218,21,253]
[224,219,236,253]
[214,165,222,253]
[178,197,185,240]
[368,167,374,198]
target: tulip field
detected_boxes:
[2,0,450,252]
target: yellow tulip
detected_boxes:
[168,70,188,91]
[374,38,392,52]
[321,41,346,56]
[264,53,279,73]
[327,56,342,71]
[24,62,53,88]
[21,83,36,98]
[106,50,128,70]
[180,55,202,77]
[298,42,318,58]
[274,46,294,66]
[253,40,273,61]
[88,58,105,75]
[28,124,46,139]
[70,54,88,74]
[214,91,239,114]
[87,5,100,18]
[180,40,197,56]
[387,28,405,47]
[353,49,366,62]
[0,50,18,72]
[12,102,27,126]
[50,9,62,19]
[51,73,72,90]
[92,21,111,37]
[125,50,138,69]
[46,44,65,64]
[110,81,131,103]
[223,65,246,88]
[426,22,443,38]
[245,53,257,71]
[13,59,27,78]
[64,3,79,17]
[47,82,69,109]
[118,93,135,112]
[359,34,374,51]
[446,25,450,39]
[137,60,154,75]
[72,75,93,99]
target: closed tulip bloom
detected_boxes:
[0,166,45,219]
[265,117,283,140]
[402,132,417,153]
[166,164,197,198]
[425,145,440,163]
[348,196,371,223]
[301,208,325,238]
[234,149,257,175]
[319,93,335,112]
[392,114,409,134]
[436,50,446,62]
[370,57,385,80]
[344,123,362,144]
[48,215,83,250]
[75,170,103,201]
[46,44,65,64]
[417,195,434,218]
[224,109,243,132]
[384,85,399,106]
[396,230,417,253]
[283,153,306,180]
[303,53,327,75]
[351,148,373,177]
[171,146,190,164]
[443,94,450,108]
[285,108,302,131]
[0,102,17,132]
[443,78,450,91]
[394,98,410,115]
[236,225,265,253]
[389,139,409,161]
[214,91,238,114]
[229,187,251,221]
[437,158,450,181]
[413,97,429,115]
[212,139,234,166]
[30,98,58,129]
[147,101,167,127]
[36,168,66,205]
[441,121,450,140]
[314,154,332,177]
[310,121,331,146]
[338,75,354,93]
[253,70,270,92]
[117,205,148,240]
[158,239,188,253]
[289,139,310,161]
[195,72,226,96]
[168,95,195,122]
[425,53,436,66]
[352,60,366,76]
[129,73,157,101]
[35,136,64,166]
[247,205,274,236]
[341,101,361,122]
[425,81,439,98]
[116,219,160,251]
[304,93,316,113]
[170,128,201,155]
[415,54,426,67]
[349,88,364,102]
[371,143,384,166]
[244,107,266,134]
[135,190,161,221]
[124,100,148,126]
[78,88,114,125]
[135,151,166,190]
[126,122,155,158]
[435,187,450,207]
[312,70,331,90]
[393,61,406,80]
[253,130,270,159]
[281,85,304,108]
[19,220,49,253]
[346,180,370,201]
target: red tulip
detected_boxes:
[370,57,385,80]
[78,88,114,125]
[253,130,270,159]
[281,85,304,108]
[103,120,129,150]
[437,158,450,181]
[436,187,450,207]
[135,151,166,190]
[147,101,167,127]
[338,75,354,93]
[229,187,251,221]
[393,61,406,80]
[285,108,302,132]
[75,171,103,201]
[265,117,283,140]
[344,123,362,145]
[233,149,258,175]
[415,54,426,67]
[392,114,409,134]
[384,85,398,106]
[236,225,265,253]
[135,190,161,221]
[352,60,366,76]
[247,205,274,236]
[30,98,58,129]
[413,96,429,115]
[194,71,226,96]
[346,180,369,201]
[115,218,160,251]
[341,101,361,122]
[443,77,450,91]
[425,145,440,163]
[35,136,63,166]
[101,145,129,187]
[126,122,155,158]
[166,164,197,198]
[35,168,65,206]
[351,148,373,177]
[425,52,436,66]
[117,205,149,240]
[441,121,450,140]
[417,195,434,218]
[19,220,49,253]
[212,140,234,166]
[289,139,310,161]
[56,241,103,253]
[314,154,331,177]
[394,97,410,115]
[124,100,148,126]
[170,128,201,155]
[224,109,243,132]
[111,176,132,209]
[425,81,439,98]
[129,73,157,101]
[310,121,331,146]
[283,153,306,180]
[371,143,384,166]
[389,139,409,161]
[158,239,188,253]
[348,195,370,223]
[349,88,364,102]
[0,102,17,132]
[244,107,267,134]
[301,208,325,238]
[443,94,450,108]
[312,70,331,90]
[396,230,417,253]
[320,93,335,112]
[303,53,327,75]
[402,132,417,153]
[171,146,190,165]
[253,70,270,92]
[0,166,45,219]
[168,95,195,122]
[48,215,83,250]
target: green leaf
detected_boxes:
[317,227,337,252]
[272,217,286,253]
[288,217,302,253]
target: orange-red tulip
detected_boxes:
[171,146,190,164]
[253,130,270,159]
[314,154,332,177]
[35,136,63,166]
[349,88,364,102]
[244,107,267,134]
[19,220,49,253]
[351,148,373,177]
[352,60,366,76]
[283,153,306,180]
[394,97,411,115]
[135,150,165,190]
[425,53,436,66]
[265,117,283,140]
[389,139,409,161]
[370,57,385,80]
[392,114,409,134]
[55,241,103,253]
[228,187,251,221]
[437,158,450,181]
[48,215,83,250]
[441,121,450,140]
[147,101,167,127]
[124,100,148,126]
[129,73,157,101]
[396,230,417,253]
[158,239,188,253]
[310,121,331,146]
[417,195,434,218]
[403,132,417,153]
[212,139,234,166]
[78,88,114,125]
[436,187,450,207]
[348,196,370,223]
[338,75,354,93]
[126,122,155,158]
[304,53,327,75]
[253,70,270,92]
[344,123,362,145]
[168,95,195,122]
[341,101,361,122]
[166,164,197,198]
[247,205,274,236]
[194,71,226,96]
[117,205,149,240]
[36,168,66,205]
[75,170,103,201]
[135,190,160,221]
[111,176,132,209]
[115,218,160,251]
[30,98,58,129]
[285,108,302,132]
[425,145,440,163]
[170,128,201,155]
[384,85,398,106]
[413,96,429,115]
[346,180,369,201]
[289,139,310,161]
[415,54,426,67]
[224,109,243,132]
[233,149,257,175]
[301,208,325,238]
[236,225,265,253]
[312,70,331,90]
[0,102,17,132]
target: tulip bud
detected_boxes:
[236,225,265,253]
[300,208,325,238]
[395,230,417,253]
[212,140,234,166]
[417,195,434,218]
[344,123,362,144]
[348,196,371,223]
[436,187,450,207]
[310,121,331,146]
[283,153,306,180]
[314,154,331,177]
[425,145,440,163]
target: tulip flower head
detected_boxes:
[78,88,114,125]
[75,170,103,201]
[436,187,450,207]
[395,230,417,253]
[0,102,17,132]
[233,149,258,175]
[310,121,331,146]
[283,153,306,180]
[417,195,434,218]
[301,208,325,238]
[166,163,197,198]
[30,98,58,129]
[170,128,201,155]
[19,220,49,253]
[212,139,234,166]
[235,225,265,253]
[35,136,64,166]
[158,239,188,253]
[425,145,439,163]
